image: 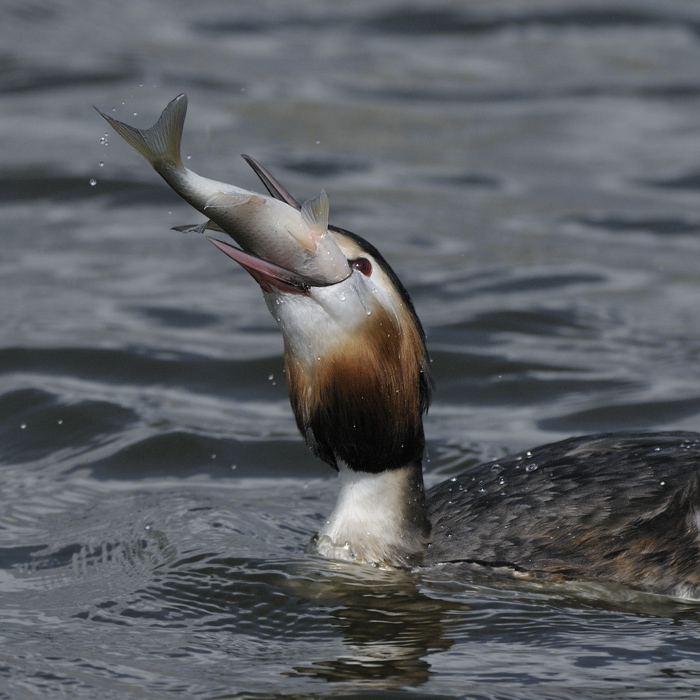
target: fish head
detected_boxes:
[206,160,425,362]
[204,186,351,287]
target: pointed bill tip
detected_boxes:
[241,154,301,210]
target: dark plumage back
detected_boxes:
[426,431,700,595]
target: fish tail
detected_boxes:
[95,93,187,172]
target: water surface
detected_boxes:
[4,1,700,697]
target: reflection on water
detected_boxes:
[4,0,700,697]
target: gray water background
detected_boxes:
[4,0,700,697]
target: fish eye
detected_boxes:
[352,257,372,276]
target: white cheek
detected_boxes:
[262,269,403,371]
[264,276,369,367]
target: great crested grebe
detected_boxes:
[97,94,700,598]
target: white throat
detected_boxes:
[311,463,428,568]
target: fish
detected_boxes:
[95,93,350,287]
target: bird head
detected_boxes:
[210,158,432,474]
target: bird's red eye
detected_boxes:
[352,257,372,276]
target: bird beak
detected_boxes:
[241,155,301,210]
[208,236,313,295]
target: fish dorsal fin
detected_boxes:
[301,190,329,239]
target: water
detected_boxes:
[4,0,700,697]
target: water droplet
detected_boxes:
[89,178,97,187]
[231,464,237,470]
[498,476,506,485]
[98,161,104,168]
[145,524,151,531]
[20,423,26,430]
[525,463,538,472]
[660,480,665,486]
[315,140,320,145]
[211,453,217,460]
[133,111,138,116]
[526,451,533,458]
[100,133,109,146]
[186,154,192,161]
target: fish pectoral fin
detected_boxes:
[300,190,329,239]
[204,192,256,211]
[172,220,225,234]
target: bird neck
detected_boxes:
[310,460,431,568]
[284,298,431,474]
[274,281,433,566]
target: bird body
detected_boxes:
[98,95,700,597]
[426,431,700,597]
